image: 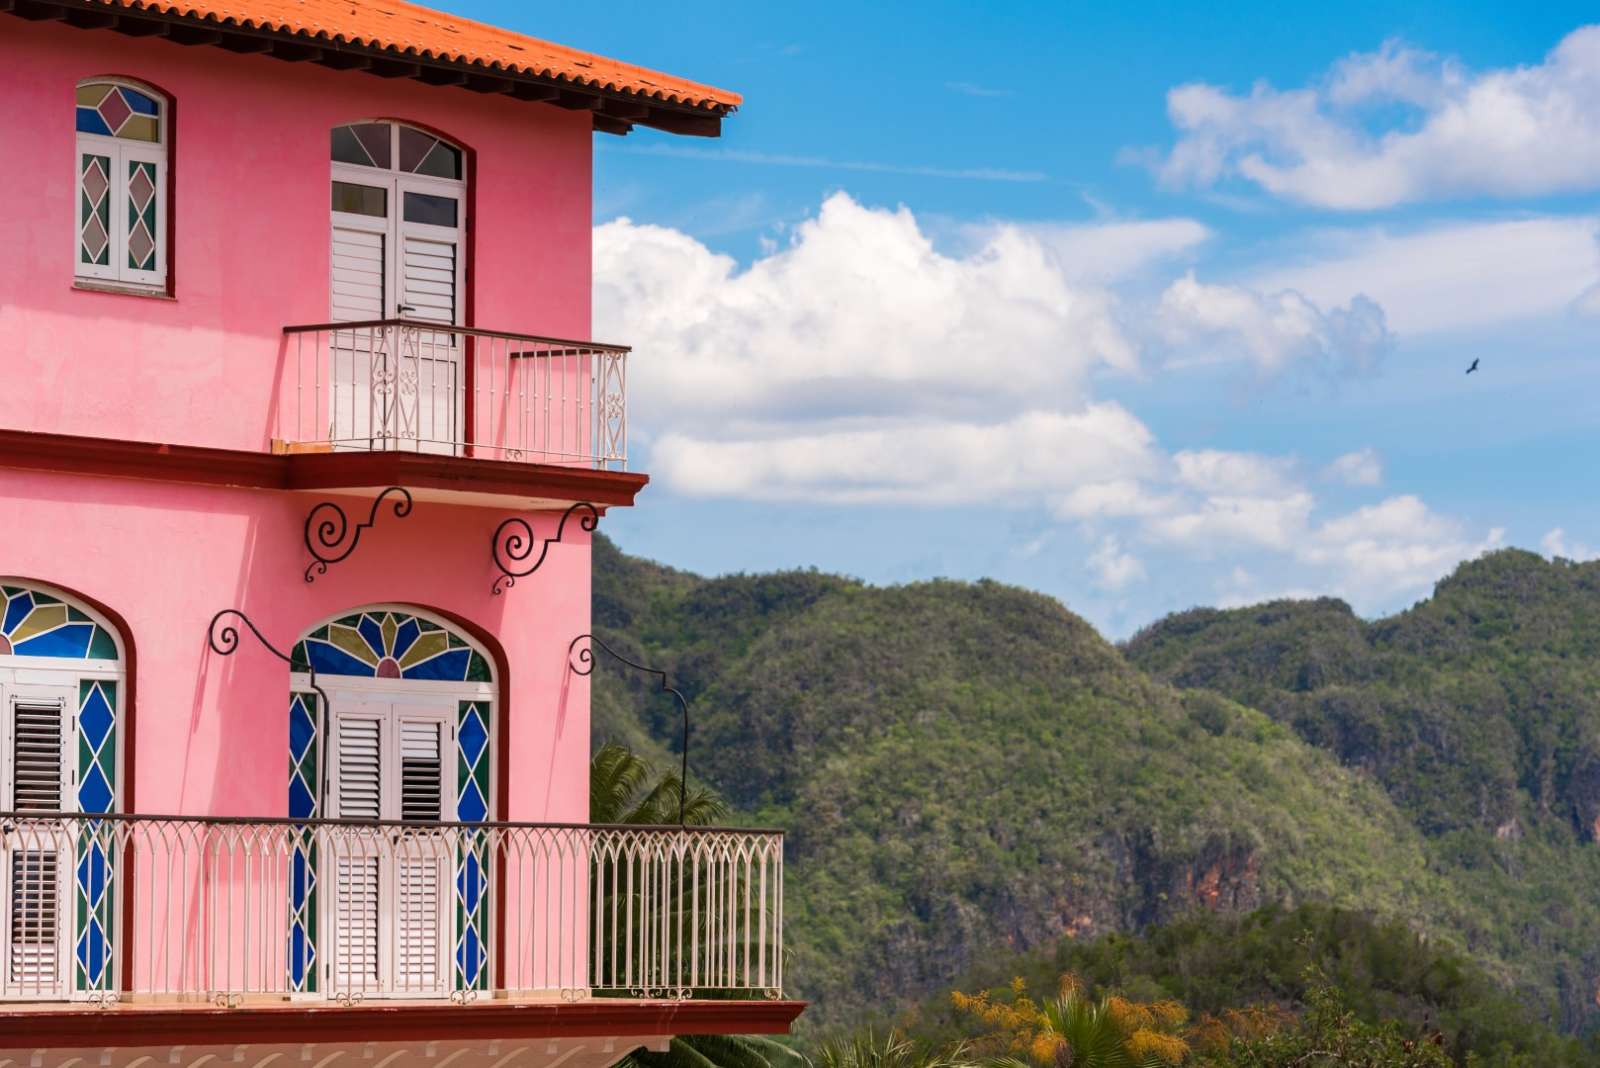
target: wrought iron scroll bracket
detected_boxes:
[492,501,599,595]
[304,486,413,584]
[567,633,692,825]
[207,609,331,817]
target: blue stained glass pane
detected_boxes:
[455,928,482,981]
[458,706,487,766]
[80,684,114,749]
[290,696,316,762]
[15,624,94,658]
[289,775,317,820]
[76,107,111,136]
[456,779,486,823]
[358,615,386,658]
[79,763,114,814]
[121,87,159,116]
[405,648,469,681]
[289,925,309,985]
[76,921,107,980]
[306,641,378,677]
[76,843,109,903]
[391,618,420,659]
[456,852,484,912]
[3,593,33,635]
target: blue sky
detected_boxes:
[472,0,1600,637]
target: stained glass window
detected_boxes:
[79,154,111,267]
[76,82,161,142]
[0,585,119,659]
[75,80,166,289]
[292,610,492,682]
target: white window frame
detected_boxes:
[73,78,168,292]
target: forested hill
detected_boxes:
[590,535,1600,1032]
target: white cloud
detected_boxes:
[1025,219,1211,283]
[594,193,1498,617]
[1156,27,1600,209]
[1542,527,1600,561]
[1252,217,1600,335]
[1158,272,1391,375]
[1324,448,1383,487]
[1087,536,1147,590]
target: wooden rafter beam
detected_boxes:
[593,114,633,136]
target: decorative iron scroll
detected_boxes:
[492,501,599,595]
[567,633,692,825]
[304,486,413,583]
[207,609,330,814]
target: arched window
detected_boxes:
[74,78,167,291]
[0,581,126,999]
[287,607,494,998]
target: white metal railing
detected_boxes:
[0,813,782,1003]
[279,320,629,469]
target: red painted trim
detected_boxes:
[0,430,649,507]
[0,999,807,1048]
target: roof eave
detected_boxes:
[6,0,736,137]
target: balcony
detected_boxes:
[0,813,783,1007]
[278,321,629,471]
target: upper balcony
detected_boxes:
[276,320,629,472]
[0,812,794,1046]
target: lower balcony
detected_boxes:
[0,813,785,1011]
[277,321,629,471]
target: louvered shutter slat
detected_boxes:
[7,700,65,994]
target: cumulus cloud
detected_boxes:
[593,193,1496,614]
[1155,28,1600,209]
[1253,217,1600,335]
[1087,536,1146,590]
[1158,272,1391,376]
[1324,448,1383,486]
[1542,527,1600,561]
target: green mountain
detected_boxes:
[1125,548,1600,1032]
[588,535,1600,1031]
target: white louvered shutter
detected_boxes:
[329,225,388,447]
[398,232,461,453]
[393,719,446,995]
[332,716,382,992]
[331,227,386,323]
[4,698,68,997]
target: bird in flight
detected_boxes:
[1466,358,1480,374]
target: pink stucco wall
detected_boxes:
[0,469,592,823]
[0,18,593,452]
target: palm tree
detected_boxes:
[593,743,793,1068]
[816,1029,974,1068]
[591,741,727,825]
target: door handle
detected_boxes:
[397,304,416,314]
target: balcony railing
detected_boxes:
[0,813,782,1004]
[279,320,629,469]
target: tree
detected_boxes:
[952,975,1188,1068]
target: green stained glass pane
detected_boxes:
[88,627,117,660]
[466,652,491,682]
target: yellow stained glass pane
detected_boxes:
[11,604,67,642]
[380,614,399,657]
[76,83,112,106]
[328,624,379,665]
[118,115,159,142]
[398,631,448,668]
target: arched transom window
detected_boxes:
[74,79,167,290]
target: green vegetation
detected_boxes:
[590,535,1600,1039]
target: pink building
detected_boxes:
[0,0,797,1061]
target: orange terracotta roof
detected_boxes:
[86,0,741,111]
